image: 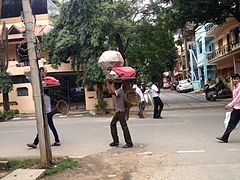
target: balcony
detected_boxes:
[205,23,217,34]
[207,40,240,62]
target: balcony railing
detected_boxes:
[207,39,240,61]
[205,23,215,33]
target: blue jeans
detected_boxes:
[33,112,60,145]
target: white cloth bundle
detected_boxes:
[98,50,124,71]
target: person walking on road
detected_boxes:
[151,81,164,119]
[133,81,145,118]
[217,74,240,143]
[105,79,133,148]
[27,89,61,148]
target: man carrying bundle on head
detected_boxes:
[105,79,133,148]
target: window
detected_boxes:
[234,28,240,44]
[12,75,30,84]
[2,0,47,18]
[209,45,212,52]
[199,41,203,54]
[17,87,28,96]
[16,43,29,65]
[218,39,223,48]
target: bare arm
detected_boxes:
[105,79,116,96]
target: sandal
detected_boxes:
[109,142,119,147]
[27,143,37,149]
[52,142,61,146]
[122,144,133,148]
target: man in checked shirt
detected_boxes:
[216,74,240,143]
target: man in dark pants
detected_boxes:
[106,79,133,148]
[217,74,240,143]
[151,81,164,119]
[27,89,60,148]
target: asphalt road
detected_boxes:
[0,90,238,179]
[161,90,207,104]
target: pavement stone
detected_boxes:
[2,169,45,180]
[0,161,9,170]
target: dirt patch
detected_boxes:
[41,145,147,180]
[1,145,170,180]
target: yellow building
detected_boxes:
[207,18,240,78]
[0,1,78,113]
[0,14,79,113]
[0,1,113,113]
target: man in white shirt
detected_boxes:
[133,81,145,118]
[151,81,164,119]
[27,89,61,148]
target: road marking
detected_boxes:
[227,149,240,151]
[74,114,83,117]
[58,115,67,118]
[177,150,206,154]
[12,117,21,120]
[0,130,26,134]
[27,117,35,119]
[103,122,186,128]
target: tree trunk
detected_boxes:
[96,83,103,100]
[2,92,10,111]
[115,33,126,62]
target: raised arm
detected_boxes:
[105,79,116,96]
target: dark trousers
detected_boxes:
[110,112,133,145]
[138,101,146,117]
[153,96,164,118]
[222,109,240,141]
[33,112,60,145]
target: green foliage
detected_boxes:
[83,59,105,87]
[42,0,104,67]
[44,158,80,176]
[5,158,80,177]
[0,110,19,121]
[8,159,40,169]
[126,5,177,82]
[162,0,240,29]
[222,77,231,90]
[42,0,177,85]
[0,71,13,94]
[95,99,108,114]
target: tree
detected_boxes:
[126,3,177,82]
[0,23,12,111]
[42,0,177,87]
[0,71,13,111]
[162,0,240,28]
[42,0,137,85]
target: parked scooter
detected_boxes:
[171,82,178,91]
[204,79,226,101]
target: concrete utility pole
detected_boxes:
[21,0,52,165]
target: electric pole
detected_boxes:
[21,0,52,165]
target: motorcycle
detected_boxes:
[171,82,177,91]
[204,80,231,101]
